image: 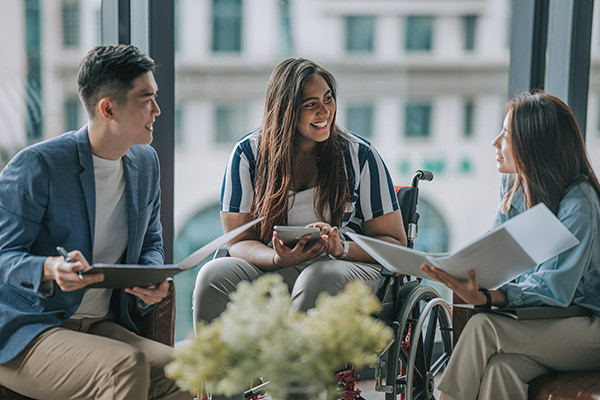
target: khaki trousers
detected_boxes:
[194,256,382,400]
[193,255,381,325]
[0,315,193,400]
[438,312,600,400]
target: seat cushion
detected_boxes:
[0,385,33,400]
[528,371,600,400]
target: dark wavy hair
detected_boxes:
[502,91,600,214]
[251,58,350,243]
[77,44,155,117]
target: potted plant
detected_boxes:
[166,274,393,400]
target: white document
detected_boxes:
[85,217,264,288]
[347,203,579,289]
[177,217,264,269]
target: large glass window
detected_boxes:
[25,0,42,141]
[64,97,81,132]
[0,0,521,346]
[173,203,222,342]
[215,103,249,143]
[346,105,374,138]
[174,0,180,52]
[405,103,432,138]
[463,15,477,51]
[0,1,98,166]
[346,16,375,53]
[174,105,184,146]
[405,16,433,51]
[587,8,600,172]
[62,0,80,48]
[212,0,242,52]
[279,0,293,56]
[170,0,512,341]
[464,100,475,137]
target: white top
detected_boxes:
[72,155,128,319]
[287,187,329,227]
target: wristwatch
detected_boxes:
[475,288,492,310]
[329,240,349,260]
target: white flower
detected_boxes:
[166,274,394,399]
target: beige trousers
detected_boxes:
[0,315,193,400]
[438,312,600,400]
[193,255,381,325]
[194,256,382,400]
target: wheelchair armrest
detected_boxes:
[213,244,230,259]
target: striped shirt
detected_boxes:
[220,129,399,235]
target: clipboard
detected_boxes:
[83,217,263,289]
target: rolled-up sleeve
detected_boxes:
[356,145,398,221]
[501,199,595,307]
[221,140,255,213]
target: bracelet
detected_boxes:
[329,240,349,260]
[474,288,492,310]
[272,253,281,268]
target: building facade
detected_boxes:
[2,0,600,340]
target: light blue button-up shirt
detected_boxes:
[495,175,600,315]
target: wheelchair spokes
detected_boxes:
[384,285,452,400]
[222,170,451,400]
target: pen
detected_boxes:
[56,246,84,280]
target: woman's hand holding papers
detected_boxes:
[125,279,170,305]
[419,264,508,307]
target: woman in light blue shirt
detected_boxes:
[422,91,600,400]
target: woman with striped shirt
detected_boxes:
[193,58,406,325]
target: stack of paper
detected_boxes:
[348,204,579,289]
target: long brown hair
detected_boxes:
[251,58,350,242]
[502,91,600,214]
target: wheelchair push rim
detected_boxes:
[384,284,453,400]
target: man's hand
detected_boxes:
[43,250,104,292]
[125,279,170,305]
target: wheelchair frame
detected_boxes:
[332,170,453,400]
[210,170,453,400]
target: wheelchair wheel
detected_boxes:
[385,284,452,400]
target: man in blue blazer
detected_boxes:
[0,45,191,399]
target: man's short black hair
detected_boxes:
[77,44,156,117]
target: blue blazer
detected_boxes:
[0,126,164,364]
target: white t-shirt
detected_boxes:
[72,155,128,319]
[287,187,330,227]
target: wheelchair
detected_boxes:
[211,170,453,400]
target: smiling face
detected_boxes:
[115,71,161,146]
[492,112,517,174]
[296,74,336,146]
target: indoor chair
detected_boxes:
[452,296,600,400]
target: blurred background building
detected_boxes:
[1,0,599,341]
